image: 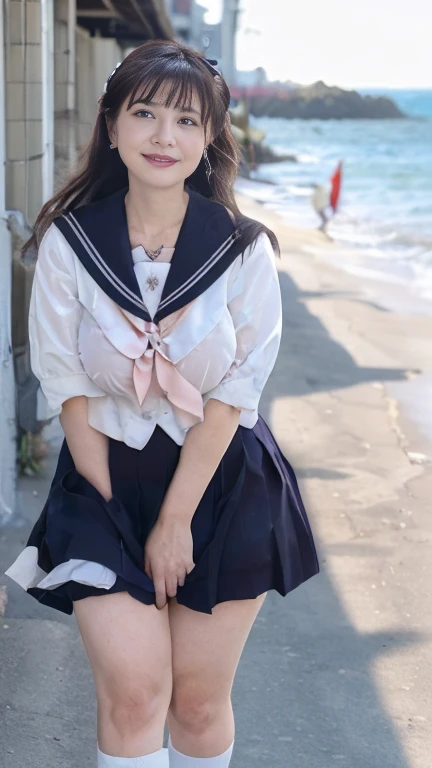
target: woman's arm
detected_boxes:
[60,396,112,502]
[29,226,106,414]
[29,226,109,494]
[159,398,240,526]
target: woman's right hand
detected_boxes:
[144,517,195,609]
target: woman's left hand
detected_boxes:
[144,518,195,609]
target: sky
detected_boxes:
[200,0,431,89]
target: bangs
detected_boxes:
[127,60,214,129]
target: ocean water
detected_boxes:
[236,89,432,309]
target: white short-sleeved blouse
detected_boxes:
[29,223,282,450]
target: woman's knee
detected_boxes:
[101,675,169,736]
[169,676,230,736]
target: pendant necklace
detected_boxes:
[143,244,164,292]
[144,244,164,261]
[138,209,184,289]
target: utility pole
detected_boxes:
[221,0,240,87]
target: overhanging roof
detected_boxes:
[77,0,175,42]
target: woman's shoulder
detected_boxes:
[36,221,80,276]
[225,231,277,297]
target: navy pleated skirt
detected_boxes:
[8,416,319,615]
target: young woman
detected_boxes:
[6,40,319,767]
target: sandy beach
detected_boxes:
[1,194,431,767]
[236,191,432,765]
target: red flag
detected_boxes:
[330,161,343,212]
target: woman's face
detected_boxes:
[109,83,209,190]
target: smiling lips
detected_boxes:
[143,153,178,167]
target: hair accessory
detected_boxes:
[202,58,221,77]
[103,61,122,94]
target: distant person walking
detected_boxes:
[312,160,343,237]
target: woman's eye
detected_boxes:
[133,111,197,126]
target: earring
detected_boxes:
[110,143,116,149]
[203,147,212,181]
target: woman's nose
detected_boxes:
[151,122,176,146]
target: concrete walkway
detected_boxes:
[1,198,431,767]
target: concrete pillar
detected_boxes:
[54,0,77,183]
[0,2,16,524]
[41,0,55,200]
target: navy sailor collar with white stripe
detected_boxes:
[54,186,246,323]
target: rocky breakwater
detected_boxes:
[248,80,405,119]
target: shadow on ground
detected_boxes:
[233,271,419,768]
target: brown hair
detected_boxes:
[23,39,279,260]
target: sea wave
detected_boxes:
[239,103,432,308]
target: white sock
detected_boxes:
[97,745,168,767]
[168,738,234,767]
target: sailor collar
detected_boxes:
[54,186,245,323]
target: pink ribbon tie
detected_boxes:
[132,322,203,425]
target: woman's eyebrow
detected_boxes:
[133,99,201,116]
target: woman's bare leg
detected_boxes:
[74,592,172,758]
[167,594,266,758]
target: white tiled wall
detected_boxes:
[4,0,44,224]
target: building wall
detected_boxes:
[3,0,51,412]
[55,11,123,186]
[75,26,95,150]
[4,0,45,224]
[76,33,122,150]
[0,0,132,518]
[1,0,52,519]
[54,0,77,184]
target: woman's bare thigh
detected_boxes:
[167,594,266,754]
[74,592,172,692]
[74,592,172,756]
[168,595,266,687]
